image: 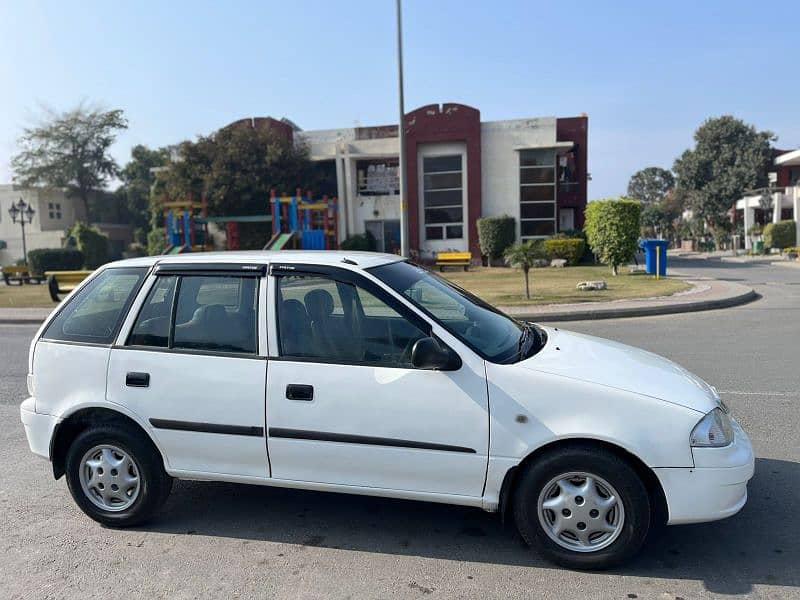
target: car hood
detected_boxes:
[517,326,719,414]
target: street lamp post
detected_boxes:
[9,197,36,267]
[396,0,409,258]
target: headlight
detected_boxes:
[690,408,734,447]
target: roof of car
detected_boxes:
[106,250,405,271]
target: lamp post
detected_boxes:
[396,0,409,258]
[9,197,35,267]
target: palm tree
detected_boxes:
[504,241,540,300]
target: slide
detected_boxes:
[164,244,189,254]
[263,232,294,251]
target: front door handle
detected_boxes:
[126,372,150,388]
[286,384,313,401]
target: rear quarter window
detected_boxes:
[42,268,147,345]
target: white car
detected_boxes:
[20,251,754,569]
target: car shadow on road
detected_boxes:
[138,457,798,594]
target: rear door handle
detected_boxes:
[126,372,150,388]
[286,384,313,401]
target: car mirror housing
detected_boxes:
[411,337,461,371]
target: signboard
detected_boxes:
[357,159,399,196]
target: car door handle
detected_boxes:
[126,372,150,388]
[286,384,313,401]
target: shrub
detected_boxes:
[340,231,377,251]
[584,198,642,275]
[69,223,109,269]
[763,220,796,249]
[543,238,586,265]
[147,228,167,256]
[27,248,84,275]
[477,215,515,266]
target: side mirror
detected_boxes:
[411,337,461,371]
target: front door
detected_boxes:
[108,268,269,478]
[559,208,575,232]
[266,265,489,496]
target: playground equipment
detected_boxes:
[265,189,338,251]
[158,188,337,252]
[163,196,209,253]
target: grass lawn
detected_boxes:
[440,265,691,306]
[0,282,56,308]
[0,265,691,309]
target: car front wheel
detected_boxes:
[65,425,172,527]
[513,445,651,569]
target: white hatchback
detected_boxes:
[20,251,754,569]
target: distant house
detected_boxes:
[735,149,800,249]
[0,185,134,266]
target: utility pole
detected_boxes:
[396,0,409,257]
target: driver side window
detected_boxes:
[276,274,428,367]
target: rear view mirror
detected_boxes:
[411,337,461,371]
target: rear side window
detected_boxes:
[127,274,258,354]
[42,268,146,345]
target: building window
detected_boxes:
[357,159,399,196]
[48,202,62,220]
[520,149,556,239]
[423,155,463,240]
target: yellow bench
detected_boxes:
[2,265,43,285]
[435,252,472,272]
[46,270,92,302]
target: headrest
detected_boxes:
[281,299,308,321]
[304,289,334,319]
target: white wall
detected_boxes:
[480,118,558,241]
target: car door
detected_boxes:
[107,263,269,478]
[265,264,489,497]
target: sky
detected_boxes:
[0,0,798,200]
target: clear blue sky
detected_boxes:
[1,0,797,200]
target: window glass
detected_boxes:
[172,276,258,353]
[423,154,463,240]
[127,276,177,348]
[43,268,146,345]
[521,220,556,237]
[521,202,555,219]
[277,274,428,367]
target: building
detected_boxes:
[300,104,588,259]
[0,185,86,265]
[736,149,800,249]
[0,185,134,266]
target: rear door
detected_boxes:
[107,263,269,478]
[265,264,489,497]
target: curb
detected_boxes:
[509,288,759,322]
[0,317,50,325]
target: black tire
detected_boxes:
[65,425,172,527]
[513,445,650,570]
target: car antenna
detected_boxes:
[341,257,358,265]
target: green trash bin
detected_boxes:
[753,240,764,254]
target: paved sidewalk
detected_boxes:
[499,275,756,322]
[0,274,756,325]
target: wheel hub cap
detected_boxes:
[537,472,624,552]
[79,445,140,512]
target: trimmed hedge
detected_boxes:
[340,231,377,251]
[27,248,84,275]
[69,223,109,269]
[543,238,585,265]
[584,198,642,275]
[763,220,796,250]
[477,215,515,265]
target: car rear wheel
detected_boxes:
[65,425,172,527]
[513,445,650,569]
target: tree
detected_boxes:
[117,145,170,243]
[159,122,313,217]
[584,198,642,275]
[627,167,675,205]
[477,215,515,266]
[673,116,774,247]
[504,241,543,299]
[12,104,128,219]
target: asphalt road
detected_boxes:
[1,258,798,599]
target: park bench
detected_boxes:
[435,252,472,272]
[2,265,43,285]
[46,270,92,302]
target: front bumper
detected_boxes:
[20,397,60,460]
[655,419,755,525]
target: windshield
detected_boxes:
[369,260,545,363]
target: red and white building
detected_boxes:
[247,103,588,258]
